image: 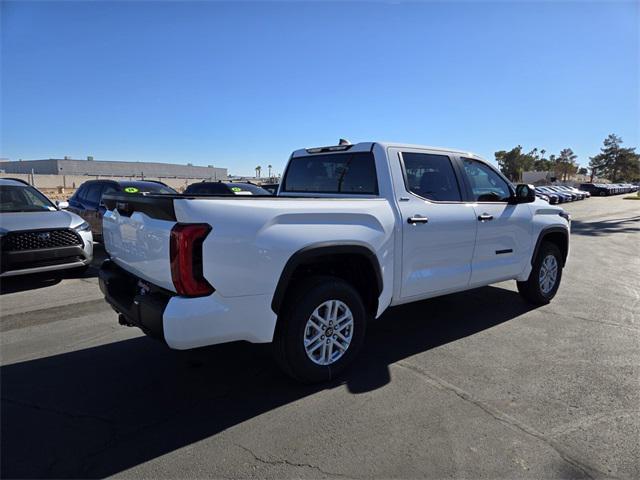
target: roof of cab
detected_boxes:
[292,141,484,160]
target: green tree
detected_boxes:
[589,134,640,182]
[531,148,555,172]
[577,167,588,175]
[555,148,578,182]
[495,146,535,182]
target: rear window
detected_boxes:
[185,183,271,196]
[282,152,378,194]
[120,183,176,194]
[185,183,230,195]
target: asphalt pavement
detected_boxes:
[1,196,638,479]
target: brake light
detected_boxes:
[170,223,214,297]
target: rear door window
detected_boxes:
[282,152,378,194]
[401,152,462,201]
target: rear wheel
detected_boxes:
[273,276,366,383]
[517,242,563,305]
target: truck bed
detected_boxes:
[101,192,396,296]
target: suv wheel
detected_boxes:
[517,242,563,305]
[273,276,366,383]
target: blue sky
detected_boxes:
[1,1,638,176]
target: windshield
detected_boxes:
[0,185,57,213]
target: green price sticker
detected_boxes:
[231,187,243,192]
[123,187,139,193]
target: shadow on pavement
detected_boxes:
[1,285,535,478]
[570,215,640,237]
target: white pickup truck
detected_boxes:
[99,141,570,382]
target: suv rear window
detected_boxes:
[120,183,176,194]
[185,183,271,196]
[282,152,378,194]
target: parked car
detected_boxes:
[548,186,580,201]
[555,185,585,200]
[579,183,611,196]
[536,190,560,204]
[565,186,591,198]
[98,141,570,383]
[536,192,551,203]
[67,180,176,239]
[538,186,570,203]
[184,181,272,196]
[0,178,93,277]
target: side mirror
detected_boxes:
[511,184,536,204]
[57,200,69,209]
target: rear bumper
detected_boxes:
[99,260,277,348]
[98,260,170,341]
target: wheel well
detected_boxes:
[538,230,569,266]
[271,247,382,317]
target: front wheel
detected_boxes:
[273,276,366,383]
[517,242,563,305]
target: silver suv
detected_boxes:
[0,178,93,277]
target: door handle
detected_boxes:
[408,215,429,225]
[477,213,494,222]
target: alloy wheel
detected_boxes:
[303,300,354,365]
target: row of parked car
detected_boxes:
[534,185,591,204]
[578,183,638,196]
[534,183,638,204]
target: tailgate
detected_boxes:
[102,193,177,292]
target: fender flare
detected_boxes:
[531,226,569,266]
[271,242,383,315]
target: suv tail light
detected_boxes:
[170,223,214,297]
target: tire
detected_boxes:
[273,275,367,383]
[517,241,563,305]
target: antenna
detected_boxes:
[338,138,351,146]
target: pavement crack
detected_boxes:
[394,361,616,480]
[235,443,355,478]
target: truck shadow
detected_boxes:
[1,286,534,478]
[570,215,640,237]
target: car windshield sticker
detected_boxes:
[124,187,139,193]
[231,187,253,195]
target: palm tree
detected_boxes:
[557,148,578,182]
[268,165,272,179]
[255,166,262,178]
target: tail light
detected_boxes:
[170,223,214,297]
